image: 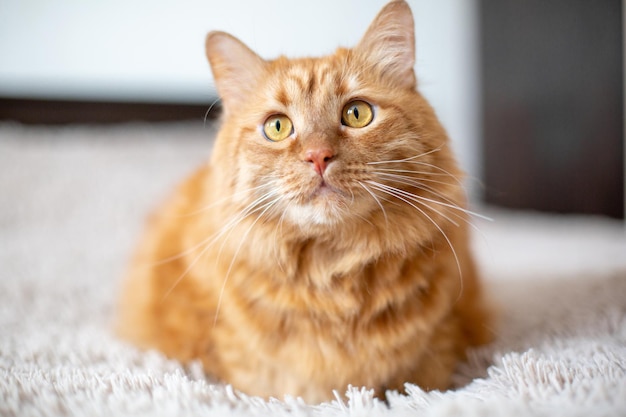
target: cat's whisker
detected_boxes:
[214,195,284,326]
[372,163,463,181]
[160,188,281,301]
[371,172,492,241]
[154,185,278,266]
[368,146,466,189]
[366,144,444,165]
[159,230,220,302]
[150,230,222,267]
[408,194,492,223]
[370,178,480,232]
[369,181,461,228]
[348,187,356,205]
[400,161,465,188]
[372,172,492,222]
[357,181,388,225]
[372,171,457,189]
[180,183,272,217]
[371,167,457,179]
[366,181,463,292]
[372,173,460,211]
[351,210,375,228]
[215,189,281,262]
[272,200,294,273]
[203,97,222,128]
[416,198,490,241]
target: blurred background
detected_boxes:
[0,0,623,219]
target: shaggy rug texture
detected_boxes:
[1,122,625,417]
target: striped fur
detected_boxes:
[118,0,491,403]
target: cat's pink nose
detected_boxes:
[304,148,334,176]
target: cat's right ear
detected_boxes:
[354,0,416,90]
[205,31,266,115]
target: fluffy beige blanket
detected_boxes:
[1,122,625,416]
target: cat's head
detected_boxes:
[205,0,462,236]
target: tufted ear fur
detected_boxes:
[354,0,416,89]
[205,31,266,115]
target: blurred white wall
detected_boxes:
[0,0,480,188]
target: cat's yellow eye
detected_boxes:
[263,114,293,142]
[341,100,374,128]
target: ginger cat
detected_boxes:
[118,0,491,403]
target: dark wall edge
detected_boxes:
[0,97,221,125]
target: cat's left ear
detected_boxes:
[354,0,416,89]
[205,31,266,115]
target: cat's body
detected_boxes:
[118,1,490,403]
